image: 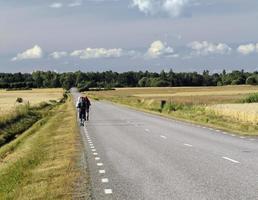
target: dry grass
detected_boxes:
[0,88,63,115]
[88,85,258,105]
[0,97,90,199]
[208,103,258,124]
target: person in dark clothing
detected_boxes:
[76,96,91,126]
[84,96,91,121]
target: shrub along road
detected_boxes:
[72,89,258,200]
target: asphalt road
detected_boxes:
[72,89,258,200]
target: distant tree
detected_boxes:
[138,77,148,87]
[246,75,258,85]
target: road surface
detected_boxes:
[72,89,258,200]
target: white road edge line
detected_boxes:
[104,189,113,194]
[102,178,109,183]
[184,143,193,147]
[222,157,240,164]
[97,163,104,166]
[99,170,106,174]
[160,135,167,139]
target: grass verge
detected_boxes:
[0,96,91,199]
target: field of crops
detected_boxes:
[208,103,258,124]
[0,88,63,115]
[88,85,258,105]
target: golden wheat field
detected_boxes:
[208,103,258,124]
[0,88,64,115]
[88,85,258,105]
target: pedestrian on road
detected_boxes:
[85,96,91,121]
[76,96,91,126]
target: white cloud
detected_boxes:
[188,41,232,56]
[70,48,123,59]
[49,2,63,8]
[132,0,189,17]
[146,40,176,58]
[50,51,68,59]
[68,0,82,7]
[237,43,258,55]
[12,45,43,61]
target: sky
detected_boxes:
[0,0,258,73]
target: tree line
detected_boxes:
[0,70,258,90]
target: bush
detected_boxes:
[16,97,23,103]
[244,93,258,103]
[164,103,184,112]
[246,75,258,85]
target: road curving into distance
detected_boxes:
[71,88,258,200]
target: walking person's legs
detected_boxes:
[86,108,89,121]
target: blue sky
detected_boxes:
[1,0,258,73]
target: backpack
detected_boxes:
[77,97,87,109]
[80,97,87,109]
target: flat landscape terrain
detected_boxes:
[0,88,63,115]
[90,85,258,104]
[87,85,258,135]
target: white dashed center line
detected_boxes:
[222,157,240,164]
[93,152,98,156]
[104,189,113,194]
[99,170,106,174]
[184,143,193,147]
[92,149,96,152]
[95,157,101,161]
[145,129,150,132]
[160,135,167,139]
[97,163,104,166]
[102,178,109,183]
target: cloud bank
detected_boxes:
[70,48,124,59]
[237,43,258,55]
[132,0,190,17]
[50,51,68,59]
[12,45,43,61]
[146,40,177,58]
[188,41,232,56]
[49,2,63,8]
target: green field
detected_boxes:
[87,85,258,136]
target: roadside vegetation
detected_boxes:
[0,88,65,147]
[0,95,91,199]
[87,86,258,136]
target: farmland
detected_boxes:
[0,88,63,115]
[87,85,258,135]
